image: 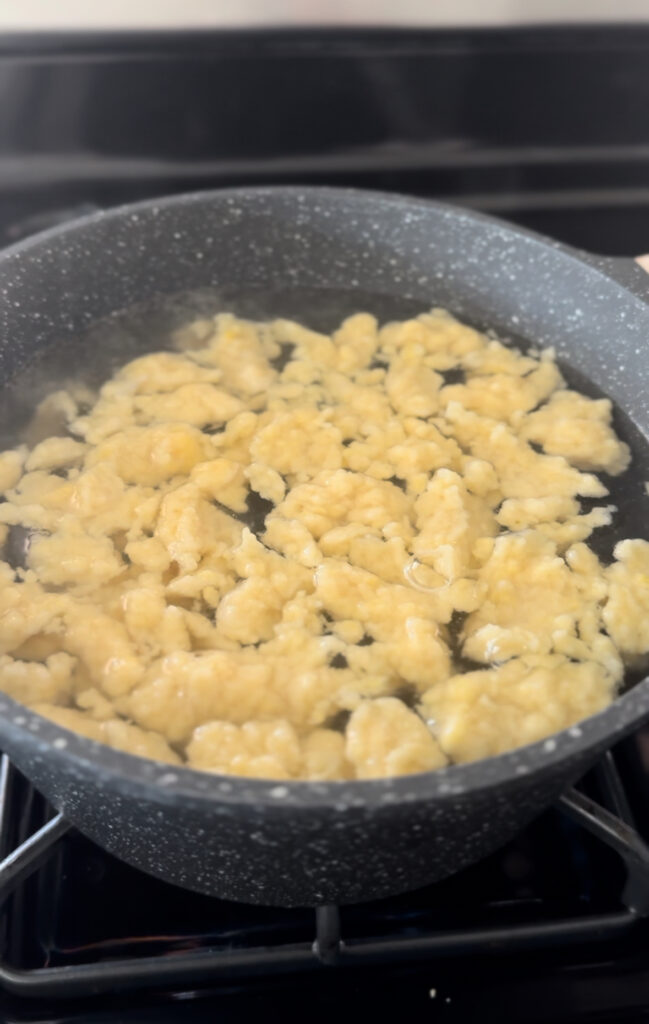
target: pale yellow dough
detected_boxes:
[0,308,644,780]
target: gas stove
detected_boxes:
[1,24,649,1023]
[2,747,649,1022]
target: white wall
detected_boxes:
[0,0,647,30]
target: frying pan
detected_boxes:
[0,186,649,908]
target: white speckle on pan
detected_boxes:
[429,988,437,999]
[157,773,178,787]
[569,726,582,738]
[515,764,529,775]
[53,737,67,750]
[14,716,26,725]
[380,792,397,804]
[218,781,232,793]
[270,785,289,799]
[543,738,557,752]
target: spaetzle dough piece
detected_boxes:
[0,308,644,781]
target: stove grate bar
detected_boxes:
[0,911,636,998]
[559,787,649,915]
[0,751,645,999]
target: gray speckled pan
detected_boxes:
[1,186,649,908]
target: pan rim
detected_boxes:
[2,682,648,809]
[1,182,648,809]
[0,181,599,267]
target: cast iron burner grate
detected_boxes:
[0,751,647,1000]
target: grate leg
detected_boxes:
[594,751,636,827]
[559,787,649,915]
[0,813,70,906]
[313,905,342,965]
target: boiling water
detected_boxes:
[1,285,648,698]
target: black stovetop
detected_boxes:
[2,24,649,1024]
[2,25,649,257]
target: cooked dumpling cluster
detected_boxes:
[0,309,644,780]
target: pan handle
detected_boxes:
[582,253,649,305]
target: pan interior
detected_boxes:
[1,282,648,702]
